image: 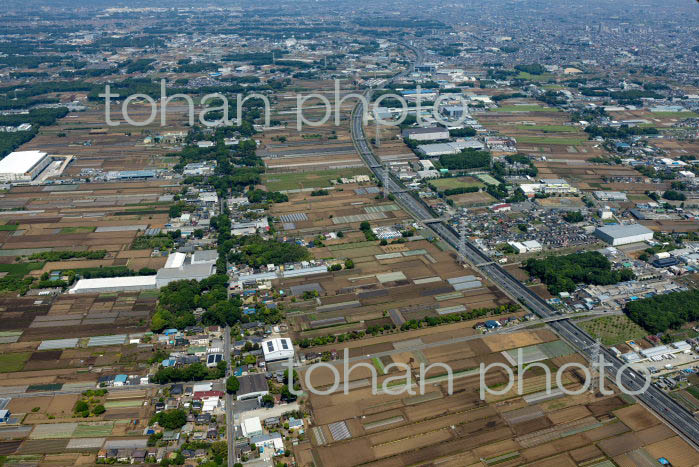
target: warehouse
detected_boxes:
[0,150,52,182]
[594,224,654,246]
[262,338,294,362]
[68,276,157,294]
[156,262,216,287]
[401,127,449,142]
[236,374,270,401]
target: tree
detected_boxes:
[261,394,275,407]
[74,400,89,413]
[344,259,355,269]
[152,409,187,429]
[92,404,106,415]
[226,375,240,394]
[563,211,584,223]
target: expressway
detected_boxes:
[349,45,699,448]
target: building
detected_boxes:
[249,432,284,451]
[241,417,263,437]
[156,262,216,288]
[594,224,654,246]
[262,337,294,362]
[69,276,157,294]
[652,257,679,268]
[0,150,52,182]
[594,191,628,202]
[402,127,449,142]
[236,374,269,401]
[192,250,219,264]
[416,140,483,157]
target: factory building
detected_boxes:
[402,127,449,142]
[69,276,157,294]
[262,338,294,362]
[0,150,52,182]
[594,224,654,246]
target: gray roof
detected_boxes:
[238,373,268,396]
[156,263,215,281]
[595,224,653,239]
[192,250,218,263]
[402,126,448,136]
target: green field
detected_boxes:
[372,357,386,375]
[0,352,31,373]
[429,176,484,191]
[578,315,648,346]
[104,400,142,408]
[515,136,587,145]
[72,422,115,438]
[0,262,43,277]
[263,168,371,192]
[59,227,96,234]
[516,72,554,81]
[494,105,557,112]
[0,224,18,231]
[514,125,581,133]
[650,111,698,119]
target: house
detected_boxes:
[206,353,223,367]
[113,374,128,387]
[132,449,146,463]
[170,384,184,396]
[0,410,11,424]
[288,417,304,431]
[250,432,284,451]
[264,417,280,428]
[485,320,501,330]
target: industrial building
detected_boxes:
[416,140,484,157]
[0,150,52,182]
[401,127,449,142]
[593,191,628,202]
[156,262,216,288]
[68,276,157,294]
[594,224,654,246]
[262,337,294,362]
[236,374,270,401]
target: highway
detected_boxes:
[349,44,699,448]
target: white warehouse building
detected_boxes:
[68,276,157,294]
[594,224,654,246]
[0,150,52,182]
[262,338,294,362]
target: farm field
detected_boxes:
[578,315,649,347]
[262,168,371,192]
[429,176,484,191]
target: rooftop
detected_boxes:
[0,150,48,174]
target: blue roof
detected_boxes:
[114,374,128,383]
[164,329,178,336]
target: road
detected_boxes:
[349,44,699,449]
[224,325,235,467]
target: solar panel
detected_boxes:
[281,339,288,350]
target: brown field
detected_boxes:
[614,404,661,431]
